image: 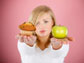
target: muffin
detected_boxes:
[19,22,36,36]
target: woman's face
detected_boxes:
[35,13,53,37]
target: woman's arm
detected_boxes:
[50,43,69,58]
[17,40,35,56]
[50,37,70,58]
[16,34,37,56]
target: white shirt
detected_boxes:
[17,40,69,63]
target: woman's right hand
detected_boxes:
[16,33,37,47]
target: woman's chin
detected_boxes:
[38,33,48,37]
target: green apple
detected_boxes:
[52,25,68,39]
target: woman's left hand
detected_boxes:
[50,37,73,50]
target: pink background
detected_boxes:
[1,0,84,63]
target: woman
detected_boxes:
[16,5,72,63]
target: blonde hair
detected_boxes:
[28,5,56,25]
[28,5,56,48]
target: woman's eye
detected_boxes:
[44,21,48,23]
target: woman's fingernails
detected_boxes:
[29,35,32,38]
[16,34,20,39]
[24,36,27,38]
[27,37,30,40]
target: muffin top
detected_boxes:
[19,22,36,31]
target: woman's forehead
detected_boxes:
[37,13,52,21]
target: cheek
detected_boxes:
[46,26,52,33]
[46,24,52,30]
[35,27,40,34]
[44,25,52,35]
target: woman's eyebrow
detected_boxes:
[43,19,49,21]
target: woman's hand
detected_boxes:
[50,37,63,50]
[16,33,37,47]
[50,37,74,50]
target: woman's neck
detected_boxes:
[37,34,50,46]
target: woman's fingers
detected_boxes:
[50,38,63,50]
[16,33,37,46]
[30,35,37,41]
[50,37,69,45]
[50,38,61,45]
[16,34,24,42]
[59,38,69,44]
[23,35,37,46]
[66,37,74,41]
[59,38,68,44]
[50,38,57,43]
[28,35,37,44]
[24,36,33,47]
[16,34,20,39]
[27,36,33,43]
[16,33,21,39]
[24,36,29,43]
[19,35,24,42]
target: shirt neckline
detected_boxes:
[34,43,52,52]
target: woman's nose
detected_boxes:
[39,26,44,29]
[39,24,45,28]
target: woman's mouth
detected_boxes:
[40,30,45,33]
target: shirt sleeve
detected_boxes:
[50,44,69,58]
[17,40,35,56]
